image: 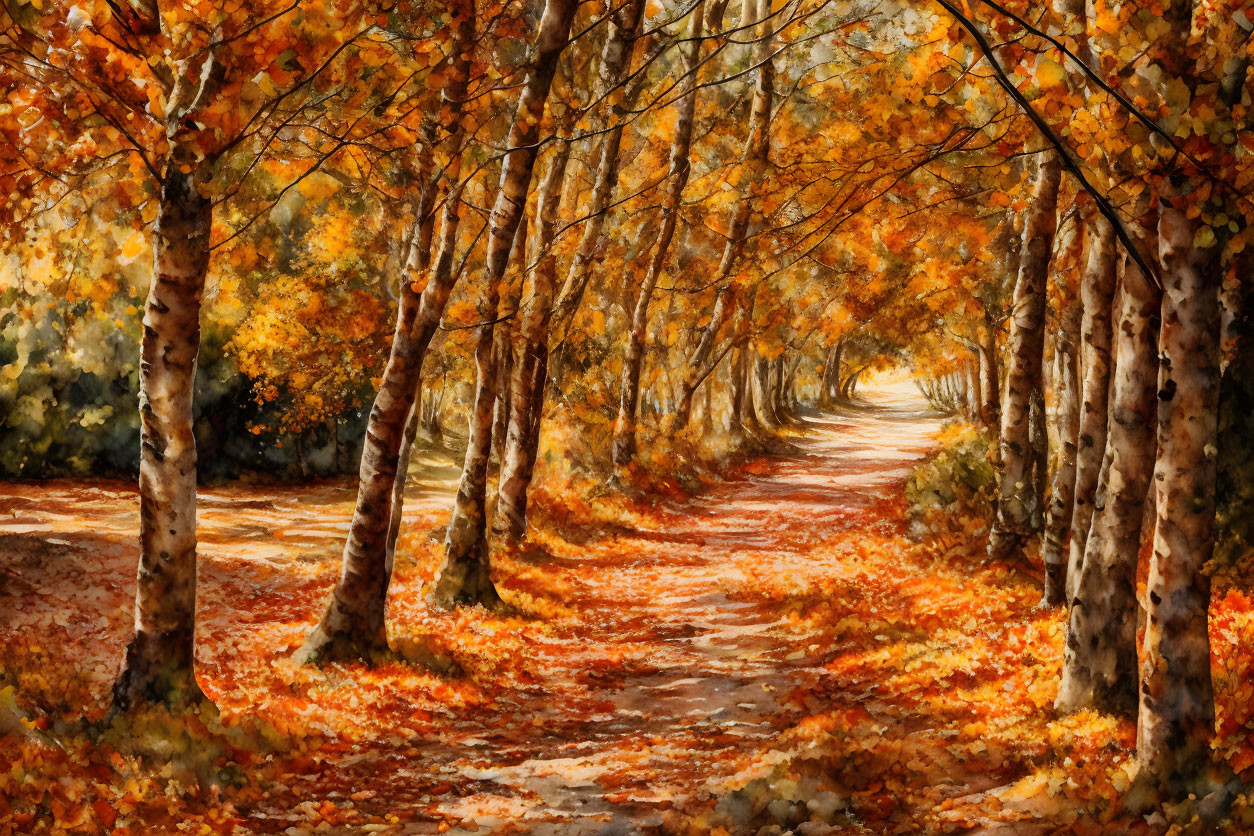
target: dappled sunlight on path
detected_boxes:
[5,381,1203,833]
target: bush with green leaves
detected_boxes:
[905,422,996,540]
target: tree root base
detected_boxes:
[294,625,391,667]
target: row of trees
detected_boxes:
[910,0,1252,799]
[2,0,1250,802]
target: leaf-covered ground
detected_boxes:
[3,381,1254,834]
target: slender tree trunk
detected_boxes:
[112,156,212,711]
[1043,310,1083,599]
[733,343,756,433]
[676,287,759,429]
[820,343,841,408]
[482,6,642,525]
[490,326,514,468]
[434,312,509,608]
[1057,245,1160,715]
[298,8,476,662]
[988,150,1062,561]
[550,0,647,337]
[671,246,749,430]
[841,365,868,401]
[1029,361,1049,528]
[830,340,845,405]
[751,351,779,428]
[1218,247,1254,569]
[1136,180,1224,792]
[670,0,773,430]
[431,0,578,606]
[383,125,441,578]
[495,140,571,541]
[778,356,796,418]
[775,356,786,412]
[771,356,783,414]
[1041,0,1109,601]
[497,0,644,526]
[728,345,744,433]
[611,0,704,464]
[979,321,999,427]
[424,378,445,440]
[385,387,423,570]
[1038,219,1088,604]
[702,367,716,433]
[964,359,980,422]
[492,217,530,479]
[1061,216,1118,603]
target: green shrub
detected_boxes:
[906,421,996,540]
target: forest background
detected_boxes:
[1,0,1254,829]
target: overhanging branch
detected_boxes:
[934,0,1163,288]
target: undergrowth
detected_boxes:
[904,421,995,544]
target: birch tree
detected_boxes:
[1,0,367,708]
[1057,245,1160,716]
[430,0,580,606]
[300,5,478,662]
[986,150,1061,562]
[495,0,646,540]
[611,0,707,465]
[670,0,775,431]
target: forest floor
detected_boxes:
[3,381,1254,834]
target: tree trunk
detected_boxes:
[385,388,423,574]
[751,351,779,428]
[702,365,716,433]
[1038,211,1083,603]
[673,280,743,429]
[550,0,646,337]
[1056,245,1160,716]
[1061,215,1118,604]
[424,377,445,440]
[978,321,999,427]
[779,355,797,418]
[1041,262,1082,603]
[495,140,571,542]
[383,124,442,579]
[298,8,476,662]
[1217,246,1254,576]
[1029,369,1049,529]
[497,0,644,524]
[821,342,842,408]
[431,0,577,607]
[670,0,773,431]
[490,324,515,469]
[964,359,980,422]
[611,0,704,465]
[112,156,212,711]
[831,340,846,405]
[732,343,755,434]
[988,150,1062,561]
[434,314,508,609]
[492,216,529,479]
[1136,180,1223,793]
[841,365,867,401]
[727,346,743,432]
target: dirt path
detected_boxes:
[235,378,962,834]
[383,380,947,833]
[6,380,1078,834]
